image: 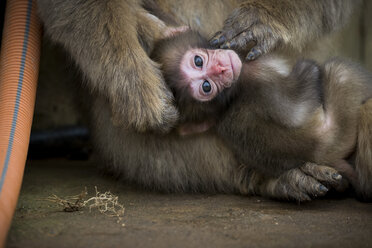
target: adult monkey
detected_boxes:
[37,0,358,132]
[37,0,360,200]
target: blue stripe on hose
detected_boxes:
[0,0,33,194]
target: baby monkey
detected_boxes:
[151,30,372,201]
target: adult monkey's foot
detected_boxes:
[247,163,343,202]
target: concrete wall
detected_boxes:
[32,42,88,130]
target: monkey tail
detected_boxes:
[355,99,372,201]
[0,0,41,245]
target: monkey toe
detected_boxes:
[298,177,329,198]
[275,171,326,201]
[300,163,343,189]
[332,173,342,180]
[284,168,330,198]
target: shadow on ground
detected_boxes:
[7,159,372,248]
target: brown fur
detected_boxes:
[152,31,372,200]
[217,56,372,200]
[38,0,359,201]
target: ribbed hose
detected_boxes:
[0,0,41,246]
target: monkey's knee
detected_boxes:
[292,60,321,84]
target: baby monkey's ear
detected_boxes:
[163,26,190,38]
[142,12,189,40]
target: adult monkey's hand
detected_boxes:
[210,0,357,61]
[210,3,282,61]
[248,163,344,202]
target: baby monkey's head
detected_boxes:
[151,30,242,104]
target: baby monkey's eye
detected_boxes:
[202,80,211,93]
[194,55,203,68]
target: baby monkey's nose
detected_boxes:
[210,64,228,77]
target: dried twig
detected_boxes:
[42,187,125,223]
[84,186,125,222]
[43,187,87,212]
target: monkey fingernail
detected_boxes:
[218,36,226,45]
[246,47,264,60]
[318,184,328,192]
[210,39,219,47]
[246,52,255,61]
[221,43,229,49]
[332,173,342,180]
[229,41,237,48]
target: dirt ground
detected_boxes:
[6,159,372,248]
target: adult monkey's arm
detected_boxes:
[211,0,360,60]
[37,0,179,132]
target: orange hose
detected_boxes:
[0,0,41,246]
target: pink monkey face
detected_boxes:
[180,48,242,101]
